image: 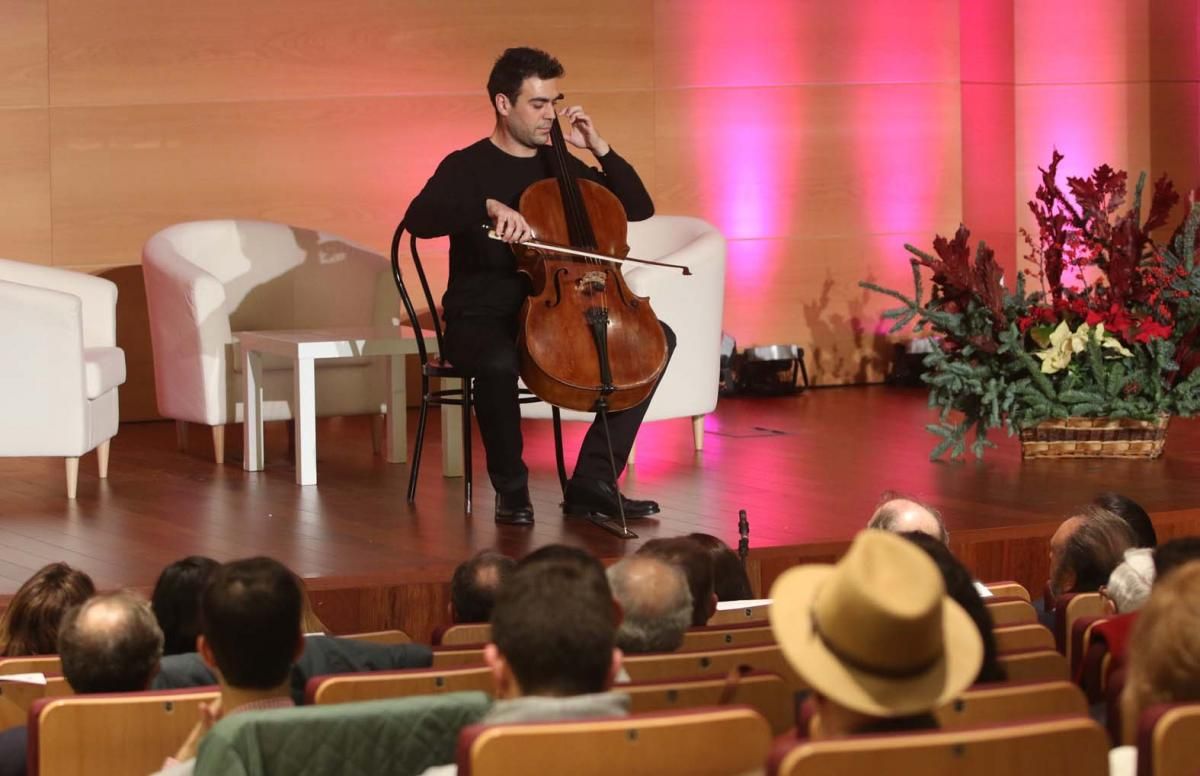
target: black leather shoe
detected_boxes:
[495,487,534,525]
[562,478,660,519]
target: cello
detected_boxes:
[491,111,688,535]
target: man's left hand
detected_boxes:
[560,106,610,157]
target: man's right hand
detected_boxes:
[486,199,534,243]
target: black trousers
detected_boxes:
[443,315,677,495]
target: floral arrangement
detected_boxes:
[862,152,1200,459]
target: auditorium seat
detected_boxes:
[433,623,492,647]
[28,686,219,776]
[622,644,804,692]
[0,656,61,676]
[768,716,1108,776]
[307,665,493,705]
[935,680,1088,729]
[993,624,1055,654]
[622,672,792,734]
[337,629,413,645]
[1053,592,1106,659]
[679,623,775,651]
[996,649,1069,683]
[457,706,770,776]
[983,581,1032,601]
[1135,702,1200,776]
[707,602,770,626]
[0,675,70,731]
[1067,615,1110,688]
[984,597,1038,627]
[431,646,487,668]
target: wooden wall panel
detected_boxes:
[1014,83,1152,237]
[0,0,47,108]
[721,234,931,384]
[654,0,959,88]
[47,0,653,106]
[654,84,962,241]
[1013,0,1150,84]
[49,90,656,264]
[0,109,51,264]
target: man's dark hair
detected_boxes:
[1055,507,1137,594]
[152,556,220,655]
[451,551,515,624]
[1154,537,1200,581]
[687,533,754,601]
[201,557,301,690]
[637,537,715,626]
[900,532,1006,684]
[486,47,564,105]
[491,559,615,696]
[1093,492,1157,548]
[58,593,164,694]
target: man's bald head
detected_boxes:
[58,592,164,693]
[607,556,693,654]
[867,494,949,545]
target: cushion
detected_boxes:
[82,347,126,399]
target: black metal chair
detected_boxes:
[389,221,566,514]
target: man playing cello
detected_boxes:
[404,46,675,526]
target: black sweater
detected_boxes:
[403,138,654,319]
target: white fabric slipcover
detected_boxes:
[0,258,125,496]
[142,220,398,434]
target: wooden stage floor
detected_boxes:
[2,385,1199,639]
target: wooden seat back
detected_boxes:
[679,624,775,651]
[935,680,1087,729]
[708,603,770,626]
[1136,702,1200,776]
[437,623,492,647]
[623,671,793,735]
[993,624,1055,654]
[459,706,771,776]
[431,646,487,668]
[622,644,804,692]
[984,598,1037,627]
[0,675,72,731]
[996,649,1069,683]
[771,716,1108,776]
[0,656,62,676]
[982,582,1031,602]
[28,687,219,776]
[308,665,493,705]
[339,629,413,645]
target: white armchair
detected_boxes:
[0,259,126,498]
[142,220,397,463]
[520,215,726,454]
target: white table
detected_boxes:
[238,326,462,485]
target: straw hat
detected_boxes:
[768,530,983,717]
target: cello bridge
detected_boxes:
[575,271,607,295]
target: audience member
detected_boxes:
[1101,548,1156,614]
[421,556,627,776]
[450,551,515,624]
[1152,536,1200,581]
[1093,492,1157,548]
[0,562,94,657]
[156,557,305,776]
[295,572,329,635]
[901,532,1006,684]
[637,537,716,626]
[687,533,754,601]
[607,556,692,653]
[1109,562,1200,776]
[867,491,948,544]
[1048,506,1137,599]
[152,556,220,656]
[0,592,165,776]
[770,530,982,738]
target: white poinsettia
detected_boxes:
[1035,321,1132,374]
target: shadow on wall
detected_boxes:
[802,269,891,385]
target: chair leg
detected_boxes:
[175,420,188,451]
[627,441,637,466]
[692,415,705,451]
[462,379,473,515]
[286,419,296,456]
[65,458,79,499]
[97,440,111,479]
[370,414,384,455]
[212,424,225,464]
[407,398,431,503]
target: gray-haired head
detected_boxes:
[607,556,693,654]
[1105,548,1156,613]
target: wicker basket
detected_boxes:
[1019,415,1169,459]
